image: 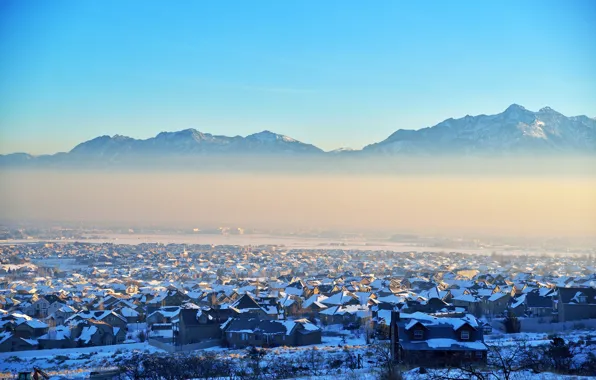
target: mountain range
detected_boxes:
[2,104,594,167]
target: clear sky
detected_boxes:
[1,0,595,154]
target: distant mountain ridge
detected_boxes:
[68,129,323,157]
[362,104,596,154]
[1,105,595,167]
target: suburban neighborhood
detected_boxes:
[0,238,594,378]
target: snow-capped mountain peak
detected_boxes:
[64,128,322,157]
[329,147,355,153]
[362,105,596,154]
[2,105,594,167]
[246,130,297,143]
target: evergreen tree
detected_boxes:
[503,310,521,333]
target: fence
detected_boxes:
[148,338,222,353]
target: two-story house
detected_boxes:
[557,287,596,322]
[390,311,487,366]
[221,317,321,348]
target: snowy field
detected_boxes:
[0,342,162,379]
[1,233,576,256]
[484,330,595,345]
[0,232,486,253]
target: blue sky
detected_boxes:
[1,0,595,154]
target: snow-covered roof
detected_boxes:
[78,326,97,343]
[399,312,479,329]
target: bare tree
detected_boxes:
[428,339,547,380]
[118,353,145,380]
[296,348,327,377]
[369,342,402,380]
[245,346,267,379]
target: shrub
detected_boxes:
[137,330,146,342]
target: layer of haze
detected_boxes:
[1,159,595,239]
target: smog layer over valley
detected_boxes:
[1,157,595,241]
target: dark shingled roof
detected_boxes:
[559,287,596,305]
[526,292,553,308]
[223,317,291,335]
[231,293,262,310]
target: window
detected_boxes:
[461,330,470,340]
[241,333,248,341]
[475,351,484,359]
[413,330,424,340]
[464,351,472,358]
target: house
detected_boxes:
[146,289,190,314]
[319,305,370,327]
[556,287,596,322]
[254,296,283,319]
[278,293,302,317]
[525,290,554,318]
[284,279,309,298]
[222,317,321,348]
[482,292,511,317]
[2,313,49,339]
[390,311,487,366]
[72,319,126,347]
[0,331,12,352]
[66,310,127,331]
[147,306,180,327]
[229,293,270,318]
[322,291,360,307]
[23,294,70,319]
[14,318,49,339]
[117,307,141,323]
[451,294,482,317]
[24,296,51,318]
[38,326,74,349]
[402,298,452,314]
[45,295,71,316]
[299,294,328,317]
[46,305,77,327]
[11,336,39,351]
[372,308,393,338]
[481,322,492,335]
[173,307,228,346]
[508,294,527,317]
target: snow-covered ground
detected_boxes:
[0,332,368,378]
[401,368,596,380]
[485,330,594,346]
[1,330,593,379]
[292,370,595,380]
[3,233,494,254]
[0,342,162,379]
